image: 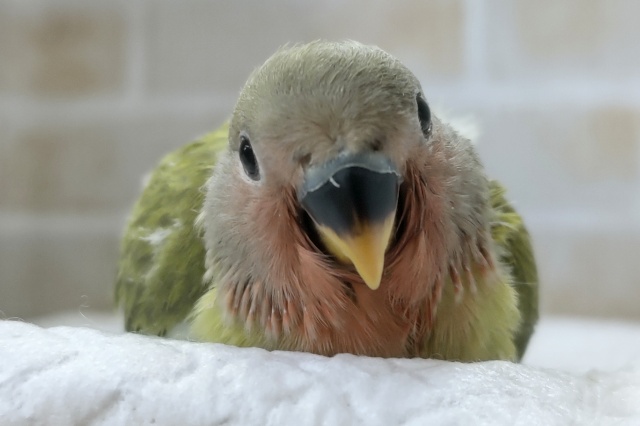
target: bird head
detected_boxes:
[205,41,434,293]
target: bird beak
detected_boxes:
[298,152,401,290]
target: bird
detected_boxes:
[115,40,538,361]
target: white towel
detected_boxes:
[1,319,639,425]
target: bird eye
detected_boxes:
[239,134,260,180]
[416,93,432,139]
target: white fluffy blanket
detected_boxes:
[1,317,639,425]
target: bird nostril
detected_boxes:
[297,153,312,168]
[370,140,383,152]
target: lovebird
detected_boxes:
[116,41,538,361]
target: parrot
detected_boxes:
[115,40,538,361]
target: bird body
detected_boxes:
[116,41,538,361]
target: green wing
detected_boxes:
[489,180,539,360]
[115,124,228,335]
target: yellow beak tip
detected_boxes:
[359,269,383,290]
[315,214,395,291]
[364,280,381,291]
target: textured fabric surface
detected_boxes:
[1,319,639,425]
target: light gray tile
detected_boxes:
[144,0,465,95]
[533,227,640,320]
[486,0,640,81]
[1,109,228,214]
[0,0,127,97]
[474,104,640,214]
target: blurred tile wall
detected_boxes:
[1,0,639,320]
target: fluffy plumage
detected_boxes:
[116,41,538,361]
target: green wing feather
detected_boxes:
[489,180,539,360]
[115,124,228,335]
